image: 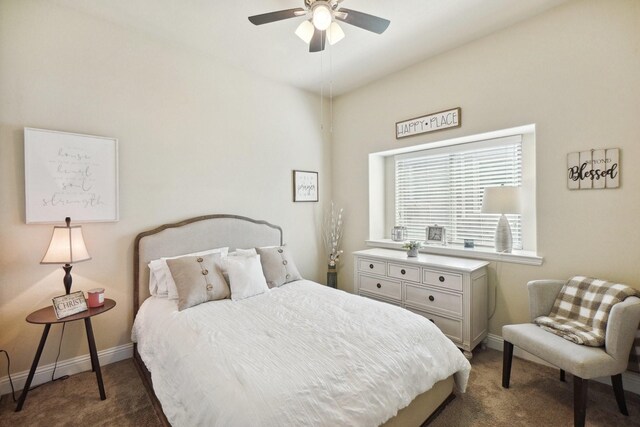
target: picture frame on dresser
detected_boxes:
[426,225,446,245]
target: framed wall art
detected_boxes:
[567,148,619,190]
[24,128,119,223]
[292,170,318,202]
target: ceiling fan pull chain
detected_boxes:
[320,42,324,131]
[329,42,333,134]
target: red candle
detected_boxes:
[87,288,105,308]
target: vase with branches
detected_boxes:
[323,202,344,288]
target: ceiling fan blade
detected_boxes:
[336,8,390,34]
[248,8,305,25]
[309,28,326,53]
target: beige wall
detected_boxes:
[0,1,329,374]
[332,0,640,335]
[2,0,639,383]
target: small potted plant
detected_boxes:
[402,240,421,257]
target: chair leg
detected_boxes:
[611,374,629,416]
[573,376,588,427]
[502,341,514,388]
[560,369,566,382]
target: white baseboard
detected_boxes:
[0,343,133,396]
[484,333,640,396]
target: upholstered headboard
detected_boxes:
[133,214,282,317]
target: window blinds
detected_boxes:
[395,136,523,249]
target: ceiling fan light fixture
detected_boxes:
[295,20,315,43]
[312,3,332,31]
[327,21,345,45]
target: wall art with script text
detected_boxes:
[567,148,619,190]
[292,170,318,202]
[24,128,119,223]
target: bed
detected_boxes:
[131,214,471,426]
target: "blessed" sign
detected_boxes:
[567,148,619,190]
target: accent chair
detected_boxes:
[501,279,640,427]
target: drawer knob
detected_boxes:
[428,295,435,302]
[376,283,382,289]
[369,264,374,269]
[400,269,406,275]
[439,276,445,282]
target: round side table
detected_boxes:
[16,299,116,412]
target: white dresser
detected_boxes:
[353,248,489,358]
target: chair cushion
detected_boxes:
[503,323,617,379]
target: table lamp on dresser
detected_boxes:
[481,186,521,253]
[41,217,91,294]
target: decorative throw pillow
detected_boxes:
[148,247,228,299]
[256,245,302,288]
[166,253,229,311]
[224,254,269,301]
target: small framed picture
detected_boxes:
[52,291,88,319]
[426,225,446,245]
[293,170,318,202]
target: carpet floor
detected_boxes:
[1,348,639,426]
[0,359,160,427]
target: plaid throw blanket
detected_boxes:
[534,276,638,348]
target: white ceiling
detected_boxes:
[54,0,568,95]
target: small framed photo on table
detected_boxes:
[293,170,318,202]
[52,291,88,319]
[426,225,446,245]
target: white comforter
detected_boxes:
[132,280,470,427]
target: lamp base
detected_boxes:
[63,264,73,295]
[495,214,513,253]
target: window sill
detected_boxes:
[365,239,543,266]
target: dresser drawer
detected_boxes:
[354,249,489,355]
[409,308,463,344]
[358,275,401,301]
[359,292,403,308]
[388,263,420,282]
[405,284,463,317]
[358,258,386,276]
[423,269,463,292]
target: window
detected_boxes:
[394,135,523,250]
[368,125,538,262]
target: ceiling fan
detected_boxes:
[248,0,390,53]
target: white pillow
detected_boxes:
[148,247,229,299]
[228,248,257,257]
[224,254,269,301]
[148,268,166,298]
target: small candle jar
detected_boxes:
[87,288,105,308]
[391,226,407,242]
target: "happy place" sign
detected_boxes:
[396,108,461,139]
